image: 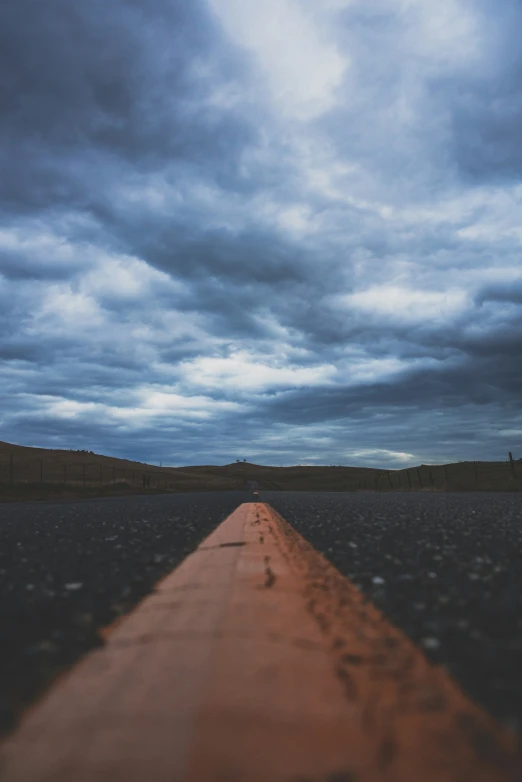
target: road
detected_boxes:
[1,489,521,738]
[0,491,249,734]
[263,490,522,733]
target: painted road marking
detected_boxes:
[0,502,519,781]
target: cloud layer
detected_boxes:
[1,0,521,466]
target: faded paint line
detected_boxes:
[0,502,519,782]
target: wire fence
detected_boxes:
[0,453,520,493]
[356,455,522,492]
[0,455,178,490]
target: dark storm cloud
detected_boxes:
[136,226,311,286]
[0,0,257,214]
[317,0,522,193]
[1,0,522,466]
[267,356,522,427]
[444,0,522,182]
[476,282,522,306]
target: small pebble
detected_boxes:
[421,637,441,650]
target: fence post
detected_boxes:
[64,464,67,485]
[444,464,449,485]
[509,452,516,479]
[417,469,423,489]
[40,459,43,484]
[429,469,434,488]
[473,461,478,483]
[407,470,412,489]
[100,464,103,484]
[10,454,13,484]
[83,463,86,487]
[387,472,393,489]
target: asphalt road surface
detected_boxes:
[1,489,521,739]
[263,491,522,733]
[0,491,249,734]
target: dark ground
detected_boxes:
[1,490,522,739]
[263,491,522,733]
[2,435,522,494]
[0,491,248,735]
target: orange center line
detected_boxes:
[0,502,519,781]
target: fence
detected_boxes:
[1,453,521,493]
[356,455,522,492]
[0,455,176,490]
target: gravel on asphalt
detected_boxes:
[0,491,248,735]
[2,489,522,739]
[263,490,522,733]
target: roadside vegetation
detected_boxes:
[0,441,520,502]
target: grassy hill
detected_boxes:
[0,440,520,501]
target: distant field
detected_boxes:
[0,440,521,501]
[0,441,241,501]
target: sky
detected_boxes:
[1,0,521,468]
